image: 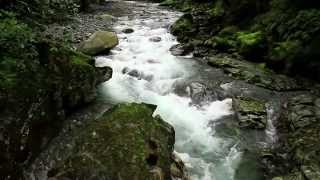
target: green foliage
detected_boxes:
[1,0,80,23]
[270,41,301,62]
[207,0,224,18]
[170,14,194,41]
[0,11,36,56]
[0,11,38,90]
[237,31,264,48]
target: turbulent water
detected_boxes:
[97,1,255,179]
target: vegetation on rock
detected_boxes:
[0,1,114,178]
[42,103,188,180]
[168,0,320,81]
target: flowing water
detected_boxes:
[97,1,262,179]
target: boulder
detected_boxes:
[232,96,267,129]
[44,103,183,180]
[122,28,134,34]
[79,31,119,55]
[169,44,194,56]
[208,56,301,91]
[149,36,162,42]
[170,14,195,42]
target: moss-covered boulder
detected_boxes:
[0,40,112,178]
[233,96,267,129]
[170,14,195,42]
[79,31,119,55]
[46,103,184,180]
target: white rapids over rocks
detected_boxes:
[97,1,243,179]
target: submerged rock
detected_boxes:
[79,31,119,55]
[122,67,153,81]
[37,103,188,180]
[149,36,162,42]
[174,81,228,105]
[122,28,134,34]
[233,96,267,129]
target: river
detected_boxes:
[96,1,250,179]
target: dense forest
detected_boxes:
[0,0,319,179]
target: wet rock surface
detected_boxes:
[169,44,193,56]
[149,36,162,42]
[268,94,320,179]
[233,96,267,129]
[26,103,189,180]
[208,55,302,91]
[122,28,134,34]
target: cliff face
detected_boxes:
[165,0,320,82]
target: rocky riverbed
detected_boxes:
[1,0,320,180]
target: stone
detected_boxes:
[149,36,162,42]
[208,56,301,91]
[232,96,267,129]
[46,103,177,180]
[169,44,193,56]
[122,28,134,34]
[78,31,119,55]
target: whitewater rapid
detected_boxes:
[96,1,243,179]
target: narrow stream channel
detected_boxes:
[97,1,251,179]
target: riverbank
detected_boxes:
[162,0,320,179]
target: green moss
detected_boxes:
[54,103,175,179]
[207,0,224,18]
[0,72,17,90]
[236,97,266,113]
[211,36,237,50]
[237,31,264,48]
[270,40,301,61]
[71,51,92,66]
[171,14,194,39]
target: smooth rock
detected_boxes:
[149,36,162,42]
[122,28,134,34]
[78,31,119,55]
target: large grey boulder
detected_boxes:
[79,31,119,55]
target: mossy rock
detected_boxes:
[79,31,119,55]
[170,14,195,42]
[208,56,301,91]
[232,96,267,129]
[207,0,225,18]
[49,103,176,180]
[236,31,267,59]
